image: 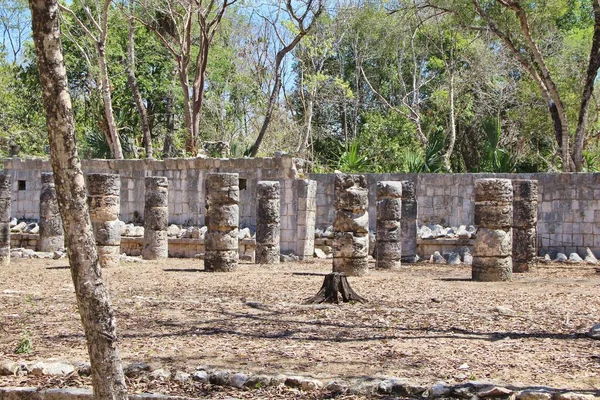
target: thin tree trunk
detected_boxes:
[163,87,174,157]
[573,0,600,171]
[177,67,195,154]
[29,1,128,399]
[443,68,456,171]
[248,67,282,157]
[97,44,124,159]
[126,11,153,159]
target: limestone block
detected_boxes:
[332,232,369,258]
[474,178,513,202]
[474,228,513,257]
[472,256,512,282]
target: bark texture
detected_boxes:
[472,178,513,282]
[87,174,121,268]
[304,273,367,304]
[512,179,538,273]
[333,173,369,276]
[29,0,127,397]
[0,174,11,266]
[38,172,64,252]
[400,180,418,263]
[205,173,239,272]
[256,181,280,264]
[142,176,168,260]
[376,181,402,269]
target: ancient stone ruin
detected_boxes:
[0,174,10,266]
[333,173,369,276]
[87,173,121,268]
[204,173,239,272]
[472,178,513,281]
[376,181,402,269]
[142,176,169,260]
[401,180,418,263]
[38,172,64,252]
[512,179,538,273]
[256,181,280,264]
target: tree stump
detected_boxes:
[304,273,367,304]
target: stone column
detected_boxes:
[142,176,169,260]
[0,174,11,266]
[38,172,64,252]
[512,179,538,273]
[205,173,239,272]
[333,173,369,276]
[256,181,280,264]
[400,180,418,263]
[87,173,121,268]
[376,181,402,269]
[472,178,513,281]
[295,179,317,259]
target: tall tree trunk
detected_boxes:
[248,67,282,157]
[163,87,174,157]
[29,0,128,399]
[97,44,124,159]
[178,67,196,155]
[573,0,600,171]
[126,11,153,159]
[442,68,456,172]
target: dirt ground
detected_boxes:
[1,257,600,396]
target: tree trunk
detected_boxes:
[573,0,600,171]
[442,67,456,172]
[97,43,123,160]
[178,66,196,155]
[163,87,175,157]
[29,1,128,399]
[305,273,367,304]
[126,12,153,159]
[248,67,282,157]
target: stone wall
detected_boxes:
[3,156,307,254]
[311,172,600,257]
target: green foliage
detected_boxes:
[479,117,516,173]
[337,141,371,173]
[14,330,32,354]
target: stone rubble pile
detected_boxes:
[418,224,477,239]
[542,248,599,265]
[0,357,595,400]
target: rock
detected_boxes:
[244,374,271,389]
[420,226,433,239]
[466,225,477,234]
[280,253,299,262]
[121,223,134,236]
[123,361,151,378]
[284,376,323,391]
[495,305,516,316]
[44,388,93,399]
[120,255,147,264]
[132,226,144,237]
[378,379,395,394]
[322,226,334,239]
[431,251,446,264]
[554,393,597,400]
[0,360,19,375]
[172,370,190,383]
[191,370,208,383]
[314,248,327,259]
[209,370,230,386]
[517,390,553,400]
[431,224,445,238]
[73,361,91,377]
[554,253,567,263]
[585,248,598,265]
[463,251,473,266]
[9,217,17,227]
[149,368,171,380]
[24,223,39,234]
[586,323,600,339]
[429,382,451,397]
[11,221,27,232]
[314,228,323,238]
[198,226,207,239]
[568,253,583,263]
[457,225,470,239]
[166,224,181,238]
[542,254,552,263]
[238,227,251,240]
[30,361,75,376]
[445,227,456,237]
[478,386,513,398]
[52,251,65,260]
[229,373,248,388]
[325,380,348,394]
[448,252,461,265]
[348,379,381,395]
[378,378,426,396]
[369,231,376,256]
[458,363,469,370]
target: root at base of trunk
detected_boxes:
[304,272,367,304]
